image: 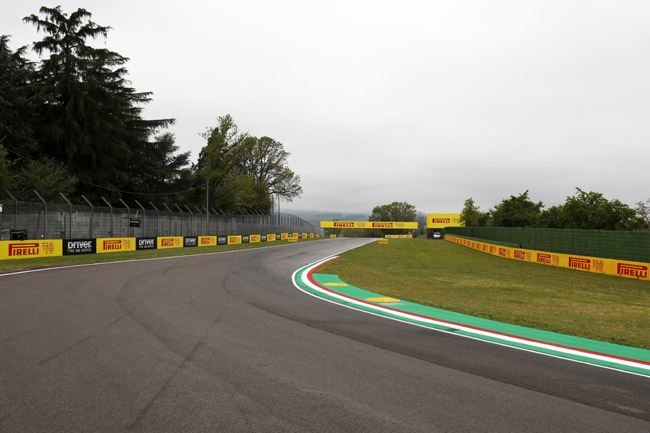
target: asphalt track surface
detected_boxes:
[1,238,649,432]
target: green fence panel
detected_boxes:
[445,226,650,262]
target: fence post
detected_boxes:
[81,195,94,239]
[195,206,203,235]
[184,205,194,236]
[119,199,130,238]
[163,203,173,235]
[101,197,113,237]
[33,190,47,239]
[134,200,146,237]
[3,188,17,230]
[211,208,219,236]
[59,192,73,239]
[175,204,184,236]
[149,201,159,238]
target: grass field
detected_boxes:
[0,237,321,274]
[318,238,650,350]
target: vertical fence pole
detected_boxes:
[184,205,194,236]
[3,188,18,230]
[119,199,130,238]
[175,204,184,236]
[59,192,73,239]
[163,203,173,236]
[195,206,203,235]
[101,197,113,237]
[81,195,94,239]
[149,202,159,238]
[33,190,47,239]
[134,200,146,237]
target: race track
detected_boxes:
[1,238,649,432]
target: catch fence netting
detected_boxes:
[445,226,650,263]
[0,200,317,240]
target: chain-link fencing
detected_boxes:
[0,199,317,240]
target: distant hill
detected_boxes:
[282,209,370,229]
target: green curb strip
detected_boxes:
[293,256,650,378]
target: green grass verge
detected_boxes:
[318,238,650,350]
[0,237,324,274]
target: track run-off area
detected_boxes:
[1,238,649,432]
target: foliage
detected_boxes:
[0,36,37,160]
[369,201,416,222]
[194,115,301,213]
[544,188,646,231]
[460,198,490,227]
[23,6,178,202]
[12,157,77,201]
[369,201,416,236]
[491,190,543,227]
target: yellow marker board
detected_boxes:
[0,239,63,260]
[426,213,463,229]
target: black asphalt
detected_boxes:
[1,238,648,432]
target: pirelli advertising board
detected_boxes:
[96,238,136,254]
[198,236,216,247]
[158,236,183,249]
[426,214,463,229]
[0,239,63,260]
[446,235,650,282]
[320,221,419,229]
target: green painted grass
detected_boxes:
[0,237,323,274]
[318,238,650,350]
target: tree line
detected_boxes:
[461,189,650,230]
[0,6,300,213]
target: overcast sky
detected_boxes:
[3,1,650,214]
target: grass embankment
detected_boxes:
[318,238,650,350]
[0,237,321,274]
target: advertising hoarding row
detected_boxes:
[0,232,311,261]
[446,235,650,281]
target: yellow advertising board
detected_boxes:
[227,235,242,245]
[426,214,463,229]
[96,237,136,254]
[446,235,650,282]
[320,221,418,230]
[281,233,289,240]
[250,235,261,243]
[309,233,314,239]
[302,233,307,239]
[0,239,63,260]
[288,237,298,243]
[158,236,183,249]
[267,234,277,242]
[330,234,337,238]
[198,236,216,247]
[378,239,389,244]
[385,234,413,239]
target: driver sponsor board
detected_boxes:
[0,239,63,260]
[320,221,419,229]
[135,238,157,250]
[64,239,96,255]
[96,238,135,254]
[446,235,650,281]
